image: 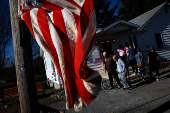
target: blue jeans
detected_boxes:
[119,72,130,88]
[138,67,146,78]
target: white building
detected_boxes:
[96,2,170,62]
[41,2,170,78]
[40,49,63,89]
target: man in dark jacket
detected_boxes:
[103,52,121,90]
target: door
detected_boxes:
[101,40,113,54]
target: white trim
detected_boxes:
[104,20,139,31]
[96,29,103,34]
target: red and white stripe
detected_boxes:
[20,0,102,111]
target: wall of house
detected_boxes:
[110,35,131,55]
[136,5,170,61]
[87,44,104,70]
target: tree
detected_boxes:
[94,0,119,28]
[0,0,12,68]
[118,0,170,21]
[31,34,40,59]
[4,56,15,67]
[148,0,170,9]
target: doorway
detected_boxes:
[101,40,113,54]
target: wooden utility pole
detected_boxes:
[9,0,40,113]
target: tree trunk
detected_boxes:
[9,0,40,113]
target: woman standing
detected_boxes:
[127,43,138,75]
[117,44,125,63]
[135,48,146,80]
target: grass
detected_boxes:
[35,74,47,82]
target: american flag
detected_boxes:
[19,0,102,111]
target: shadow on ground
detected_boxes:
[148,100,170,113]
[129,70,170,90]
[39,103,62,113]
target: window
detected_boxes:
[101,40,113,54]
[155,33,164,49]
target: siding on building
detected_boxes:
[87,44,104,71]
[136,5,170,61]
[102,4,170,62]
[111,36,131,55]
[44,54,53,79]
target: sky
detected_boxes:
[108,0,119,15]
[3,0,14,58]
[5,0,119,58]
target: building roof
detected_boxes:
[129,2,168,30]
[96,20,139,41]
[96,20,139,36]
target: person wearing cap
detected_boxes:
[148,46,160,81]
[113,55,131,90]
[103,52,121,90]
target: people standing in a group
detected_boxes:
[117,44,125,63]
[127,43,138,75]
[113,55,131,90]
[135,48,146,80]
[103,52,121,90]
[148,46,160,81]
